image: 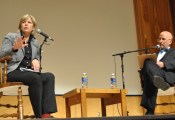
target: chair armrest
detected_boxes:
[0,56,12,63]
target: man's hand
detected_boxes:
[156,61,164,68]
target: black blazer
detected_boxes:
[160,48,175,84]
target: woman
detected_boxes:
[1,14,57,118]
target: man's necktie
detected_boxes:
[157,49,168,61]
[160,49,168,53]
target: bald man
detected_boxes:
[140,31,175,115]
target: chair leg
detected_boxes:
[17,86,24,119]
[0,91,2,98]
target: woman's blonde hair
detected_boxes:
[18,14,37,34]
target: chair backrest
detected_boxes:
[137,54,157,68]
[0,55,12,84]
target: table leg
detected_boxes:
[101,98,106,116]
[120,89,127,116]
[80,89,87,117]
[65,98,71,118]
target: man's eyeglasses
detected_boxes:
[157,38,167,41]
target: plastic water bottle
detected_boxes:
[82,73,88,88]
[110,73,116,89]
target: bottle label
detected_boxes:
[111,78,116,89]
[82,77,88,82]
[82,77,88,88]
[111,78,116,83]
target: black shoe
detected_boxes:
[43,116,56,119]
[145,109,154,115]
[145,111,154,115]
[153,75,170,91]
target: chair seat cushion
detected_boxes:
[0,83,28,95]
[158,87,175,96]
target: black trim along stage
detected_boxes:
[36,114,175,120]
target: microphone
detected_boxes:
[153,44,160,49]
[36,29,54,41]
[144,44,160,51]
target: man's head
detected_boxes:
[157,31,173,49]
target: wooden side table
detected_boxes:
[63,88,127,118]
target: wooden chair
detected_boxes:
[0,55,28,119]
